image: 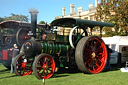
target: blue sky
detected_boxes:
[0,0,95,23]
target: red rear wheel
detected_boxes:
[75,36,107,73]
[13,53,33,76]
[33,53,55,79]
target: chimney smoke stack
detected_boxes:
[29,8,38,38]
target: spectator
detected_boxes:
[10,44,19,73]
[106,45,112,70]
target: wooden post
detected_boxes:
[90,27,93,36]
[100,27,103,38]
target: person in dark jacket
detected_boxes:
[106,45,113,70]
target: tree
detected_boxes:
[95,0,128,33]
[5,13,29,22]
[38,21,45,24]
[0,13,29,22]
[117,0,128,31]
[0,17,4,22]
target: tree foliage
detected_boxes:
[0,13,29,22]
[38,21,45,24]
[0,17,4,22]
[103,30,128,37]
[95,0,128,33]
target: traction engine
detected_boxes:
[0,16,46,69]
[0,21,30,69]
[13,11,114,79]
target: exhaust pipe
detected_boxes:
[29,8,38,38]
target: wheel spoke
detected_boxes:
[92,66,96,72]
[38,62,42,66]
[90,40,93,46]
[18,68,22,73]
[25,66,31,70]
[42,70,45,75]
[16,64,21,66]
[40,59,44,64]
[37,67,42,72]
[44,57,47,64]
[98,53,103,55]
[95,46,102,53]
[49,60,53,64]
[87,59,92,68]
[98,58,104,64]
[95,63,100,68]
[46,70,48,75]
[23,67,26,74]
[48,68,52,72]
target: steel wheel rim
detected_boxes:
[83,37,107,73]
[15,55,32,76]
[36,55,55,79]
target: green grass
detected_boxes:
[0,63,128,85]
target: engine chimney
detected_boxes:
[29,8,38,38]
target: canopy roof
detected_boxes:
[0,20,30,29]
[0,20,46,29]
[51,18,114,29]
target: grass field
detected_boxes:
[0,63,128,85]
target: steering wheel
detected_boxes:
[69,26,86,49]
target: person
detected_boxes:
[106,45,113,70]
[10,44,19,73]
[106,45,112,70]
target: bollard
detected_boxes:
[43,78,45,85]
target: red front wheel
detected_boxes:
[75,36,107,73]
[13,53,33,76]
[33,53,55,79]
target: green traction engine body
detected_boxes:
[23,31,75,68]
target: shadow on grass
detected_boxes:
[52,73,69,78]
[51,68,81,78]
[53,65,121,77]
[103,64,122,73]
[103,67,120,73]
[56,67,80,74]
[0,75,17,79]
[0,69,9,74]
[0,69,9,72]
